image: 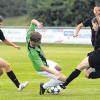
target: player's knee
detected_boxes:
[55,65,62,71]
[77,59,89,71]
[4,63,11,72]
[84,68,96,79]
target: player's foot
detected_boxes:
[60,84,66,89]
[18,81,29,91]
[40,83,45,95]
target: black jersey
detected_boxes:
[82,17,96,46]
[0,29,5,41]
[94,27,100,50]
[88,27,100,69]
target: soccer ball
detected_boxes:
[47,85,62,94]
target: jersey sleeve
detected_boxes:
[28,48,44,71]
[26,23,36,43]
[0,29,5,41]
[82,18,92,27]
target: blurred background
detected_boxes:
[0,0,99,26]
[0,0,100,44]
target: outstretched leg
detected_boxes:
[0,58,29,91]
[63,57,90,87]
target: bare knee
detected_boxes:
[0,58,12,72]
[84,68,96,79]
[76,57,89,71]
[3,63,11,72]
[55,65,62,71]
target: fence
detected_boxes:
[1,26,91,44]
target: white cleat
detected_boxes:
[18,81,29,91]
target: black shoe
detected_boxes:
[40,83,45,95]
[60,84,66,89]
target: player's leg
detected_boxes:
[88,70,100,79]
[39,60,66,95]
[38,71,63,86]
[39,78,63,95]
[47,59,62,71]
[39,70,65,95]
[87,48,100,79]
[84,68,100,79]
[47,59,66,81]
[62,57,90,87]
[38,71,64,95]
[0,58,29,91]
[47,60,66,85]
[84,67,96,78]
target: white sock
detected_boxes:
[43,79,63,89]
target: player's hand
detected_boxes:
[92,19,99,31]
[97,16,100,25]
[73,34,78,37]
[37,22,43,29]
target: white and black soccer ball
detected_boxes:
[47,85,62,94]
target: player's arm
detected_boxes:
[0,29,20,49]
[3,39,20,49]
[73,22,84,37]
[96,15,100,26]
[41,65,60,76]
[29,48,60,76]
[26,19,43,42]
[73,18,92,37]
[31,19,43,28]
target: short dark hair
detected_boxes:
[30,32,42,42]
[95,3,100,7]
[0,16,3,22]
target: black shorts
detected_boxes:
[88,50,100,70]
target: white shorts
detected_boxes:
[36,59,59,79]
[47,59,58,70]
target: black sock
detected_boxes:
[63,69,81,86]
[89,71,100,79]
[7,71,20,88]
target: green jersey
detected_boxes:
[26,23,48,71]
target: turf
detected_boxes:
[0,44,100,100]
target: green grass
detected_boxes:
[0,44,100,100]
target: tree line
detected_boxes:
[0,0,99,26]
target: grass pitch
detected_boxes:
[0,44,100,100]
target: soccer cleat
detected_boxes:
[60,84,66,89]
[17,81,29,91]
[40,83,45,95]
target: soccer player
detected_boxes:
[26,19,67,95]
[73,4,100,78]
[61,6,100,88]
[0,16,29,91]
[73,4,100,46]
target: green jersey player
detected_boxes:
[26,19,67,95]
